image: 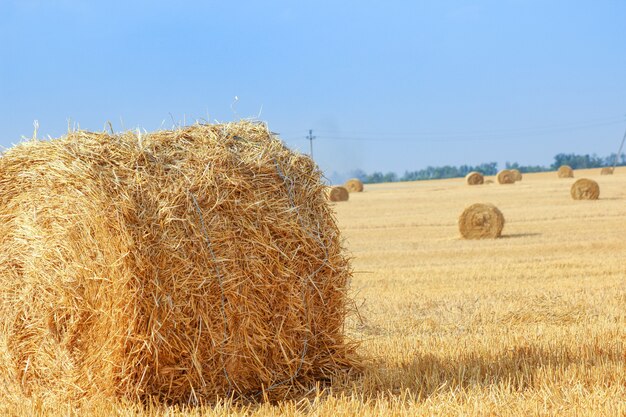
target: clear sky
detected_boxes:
[1,0,625,180]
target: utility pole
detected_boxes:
[612,125,626,171]
[306,129,316,158]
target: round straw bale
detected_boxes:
[329,186,349,202]
[344,178,364,192]
[557,165,574,178]
[496,169,515,184]
[510,169,522,181]
[458,203,505,239]
[465,171,484,185]
[600,167,614,175]
[0,122,358,403]
[570,178,600,200]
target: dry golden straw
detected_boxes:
[465,171,484,185]
[496,169,515,184]
[458,203,505,239]
[329,186,349,202]
[510,169,522,182]
[0,121,359,404]
[600,167,614,175]
[557,165,574,178]
[570,178,600,200]
[344,178,364,192]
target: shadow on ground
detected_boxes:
[500,232,541,239]
[339,341,623,399]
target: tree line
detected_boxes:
[352,153,626,184]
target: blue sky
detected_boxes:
[1,1,625,180]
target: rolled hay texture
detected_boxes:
[570,178,600,200]
[0,122,358,403]
[344,178,364,193]
[329,186,349,202]
[496,169,515,184]
[465,171,484,185]
[600,167,614,175]
[458,203,505,239]
[510,169,522,182]
[558,165,574,178]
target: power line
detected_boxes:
[612,126,626,170]
[310,115,625,138]
[278,115,625,143]
[280,118,625,143]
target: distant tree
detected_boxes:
[383,172,397,182]
[363,172,379,183]
[602,153,626,167]
[475,162,498,175]
[355,151,624,185]
[361,171,397,184]
[505,161,548,173]
[399,161,497,182]
[551,153,604,170]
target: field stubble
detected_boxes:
[3,169,625,416]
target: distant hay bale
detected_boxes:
[510,169,522,182]
[465,171,484,185]
[557,165,574,178]
[329,186,349,202]
[344,178,364,192]
[600,167,614,175]
[0,122,358,403]
[496,169,515,184]
[570,178,600,200]
[485,179,494,184]
[458,203,505,239]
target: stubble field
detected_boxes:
[3,169,625,416]
[334,168,625,416]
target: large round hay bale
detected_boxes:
[465,171,484,185]
[570,178,600,200]
[510,169,522,182]
[329,186,349,201]
[458,203,505,239]
[0,122,358,403]
[557,165,574,178]
[600,167,614,175]
[344,178,364,192]
[496,169,515,184]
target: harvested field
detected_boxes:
[1,168,624,416]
